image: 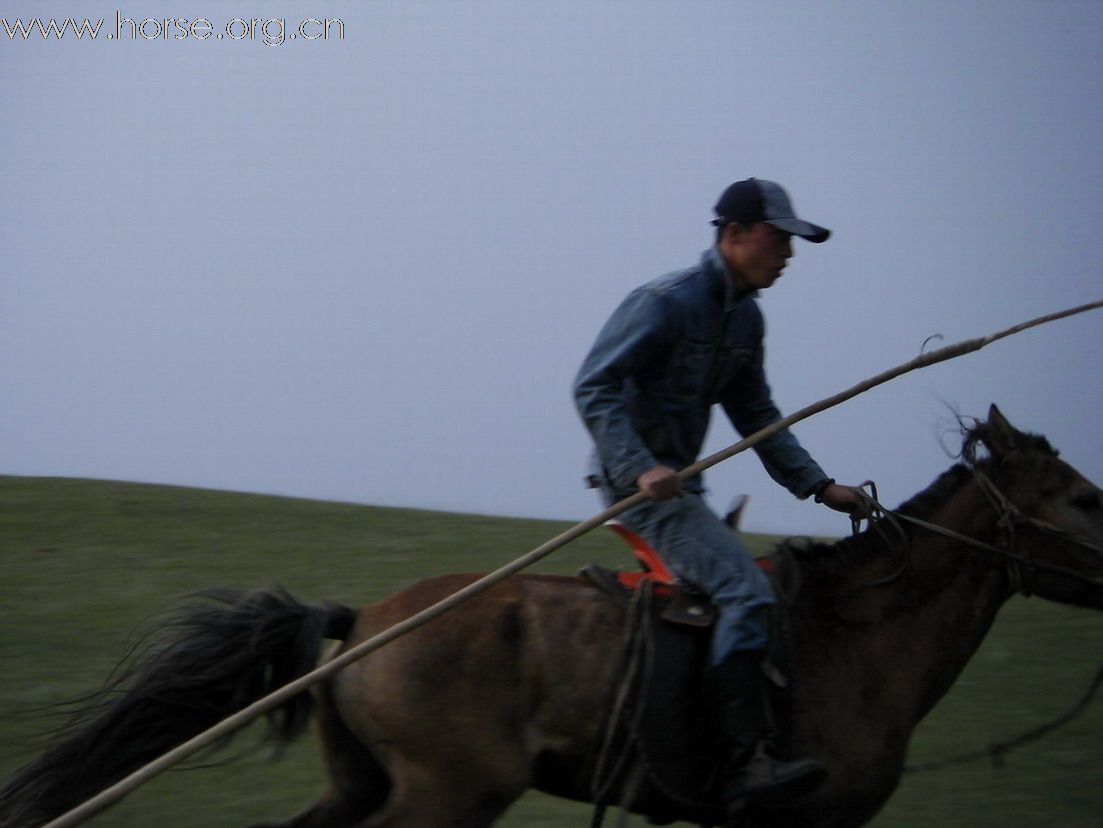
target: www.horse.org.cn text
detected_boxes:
[1,12,346,47]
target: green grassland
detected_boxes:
[1,475,1101,827]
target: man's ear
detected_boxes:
[718,222,744,249]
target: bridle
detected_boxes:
[852,471,1103,597]
[848,471,1103,776]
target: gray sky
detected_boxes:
[3,1,1101,538]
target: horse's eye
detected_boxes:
[1071,490,1102,511]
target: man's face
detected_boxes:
[719,222,793,292]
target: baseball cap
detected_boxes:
[712,178,831,243]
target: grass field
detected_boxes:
[2,475,1101,827]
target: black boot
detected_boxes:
[703,651,826,809]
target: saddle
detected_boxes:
[580,519,795,826]
[580,520,719,627]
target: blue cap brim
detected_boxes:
[766,217,831,243]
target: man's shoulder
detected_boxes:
[637,250,762,320]
[640,253,714,303]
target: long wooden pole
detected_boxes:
[42,299,1103,828]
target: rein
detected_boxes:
[852,473,1103,596]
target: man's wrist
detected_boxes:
[811,478,836,503]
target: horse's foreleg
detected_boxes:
[366,758,526,828]
[247,788,371,828]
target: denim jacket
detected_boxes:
[574,247,829,498]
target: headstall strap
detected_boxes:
[972,471,1020,530]
[1004,552,1030,597]
[975,466,1103,553]
[971,471,1032,596]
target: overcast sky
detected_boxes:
[3,1,1101,539]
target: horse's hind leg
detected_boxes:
[252,685,390,828]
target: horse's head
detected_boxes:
[968,405,1103,608]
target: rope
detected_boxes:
[906,660,1103,772]
[592,585,654,809]
[42,300,1103,828]
[590,582,664,827]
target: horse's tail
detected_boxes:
[0,587,357,828]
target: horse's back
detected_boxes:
[329,574,624,784]
[347,572,623,653]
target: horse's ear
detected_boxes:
[982,404,1019,458]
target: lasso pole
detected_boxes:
[42,299,1103,828]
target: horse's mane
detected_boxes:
[959,418,1057,464]
[772,417,1055,567]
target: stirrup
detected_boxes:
[723,742,827,808]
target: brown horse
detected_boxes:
[2,406,1102,828]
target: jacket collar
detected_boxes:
[704,246,757,311]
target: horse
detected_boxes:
[2,405,1101,828]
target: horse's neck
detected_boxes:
[794,480,1014,727]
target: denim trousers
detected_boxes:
[603,490,775,666]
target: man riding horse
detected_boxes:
[573,178,869,813]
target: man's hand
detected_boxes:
[637,465,683,501]
[817,482,873,519]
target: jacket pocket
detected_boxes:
[712,344,755,395]
[670,338,713,396]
